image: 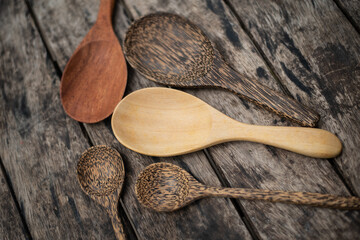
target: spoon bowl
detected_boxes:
[61,40,127,123]
[135,162,195,212]
[125,13,214,83]
[77,145,126,239]
[77,145,124,199]
[136,162,360,212]
[124,13,319,127]
[61,0,127,123]
[112,87,341,158]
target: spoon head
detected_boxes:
[61,40,127,123]
[124,12,214,85]
[77,146,125,206]
[136,162,196,212]
[111,87,213,156]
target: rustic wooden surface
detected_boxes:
[0,168,29,240]
[1,0,359,239]
[333,0,360,33]
[227,0,360,196]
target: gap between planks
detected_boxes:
[222,0,357,197]
[203,149,261,240]
[332,0,360,35]
[0,156,33,240]
[23,0,139,239]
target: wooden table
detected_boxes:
[1,0,360,239]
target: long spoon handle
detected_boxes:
[219,64,319,127]
[96,0,116,26]
[205,187,360,210]
[224,123,342,158]
[109,201,126,240]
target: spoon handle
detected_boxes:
[96,0,116,26]
[219,64,319,127]
[223,123,342,158]
[109,202,126,240]
[205,187,360,210]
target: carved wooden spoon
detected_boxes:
[111,87,341,158]
[61,0,127,123]
[136,162,360,212]
[124,12,319,127]
[77,146,126,240]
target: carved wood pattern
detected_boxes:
[136,162,360,212]
[77,146,126,240]
[124,12,319,127]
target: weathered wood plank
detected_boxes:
[123,0,360,239]
[28,0,253,239]
[334,0,360,31]
[28,0,360,239]
[228,0,360,196]
[0,168,28,240]
[0,0,120,239]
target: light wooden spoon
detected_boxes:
[136,162,360,212]
[60,0,127,123]
[77,146,126,240]
[111,87,341,158]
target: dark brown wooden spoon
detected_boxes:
[124,12,319,127]
[77,146,126,240]
[61,0,127,123]
[135,162,360,212]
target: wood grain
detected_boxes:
[333,0,360,32]
[77,146,126,240]
[0,169,29,240]
[60,0,127,123]
[136,162,360,211]
[124,12,319,127]
[18,0,360,238]
[123,0,360,239]
[228,0,360,196]
[27,0,253,239]
[112,87,341,158]
[0,0,119,239]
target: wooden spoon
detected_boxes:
[124,12,319,127]
[111,87,341,158]
[60,0,127,123]
[77,146,126,240]
[136,162,360,212]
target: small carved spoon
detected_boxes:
[124,12,319,127]
[136,162,360,212]
[77,146,126,240]
[111,87,341,158]
[61,0,127,123]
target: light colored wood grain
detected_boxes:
[123,0,360,239]
[0,169,28,240]
[0,0,118,239]
[27,0,253,239]
[112,87,341,158]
